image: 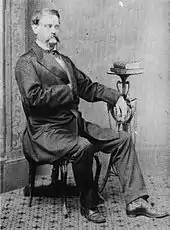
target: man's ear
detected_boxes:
[31,24,39,35]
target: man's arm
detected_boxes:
[73,63,129,119]
[15,57,74,108]
[73,65,120,106]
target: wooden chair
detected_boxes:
[23,149,101,218]
[23,154,72,217]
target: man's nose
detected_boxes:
[51,27,57,34]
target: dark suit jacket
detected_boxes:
[15,42,120,163]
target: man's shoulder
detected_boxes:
[18,49,35,61]
[16,49,36,67]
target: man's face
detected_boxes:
[32,14,60,48]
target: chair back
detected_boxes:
[20,97,40,163]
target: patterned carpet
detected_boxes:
[1,167,170,230]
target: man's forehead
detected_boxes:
[40,14,60,25]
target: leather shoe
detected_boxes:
[126,198,169,218]
[80,206,106,223]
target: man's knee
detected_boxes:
[71,137,94,164]
[77,137,93,151]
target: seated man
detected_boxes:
[15,8,168,224]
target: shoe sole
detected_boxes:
[126,211,169,219]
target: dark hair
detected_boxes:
[31,8,60,25]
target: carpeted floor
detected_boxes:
[0,168,170,230]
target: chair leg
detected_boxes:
[94,155,102,185]
[29,163,36,207]
[51,162,60,185]
[60,162,68,218]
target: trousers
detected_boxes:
[67,127,148,209]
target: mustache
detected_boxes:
[49,35,60,43]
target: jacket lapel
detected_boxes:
[31,43,78,95]
[31,43,68,81]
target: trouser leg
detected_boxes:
[69,137,98,209]
[91,131,148,205]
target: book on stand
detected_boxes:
[113,61,143,70]
[110,67,144,75]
